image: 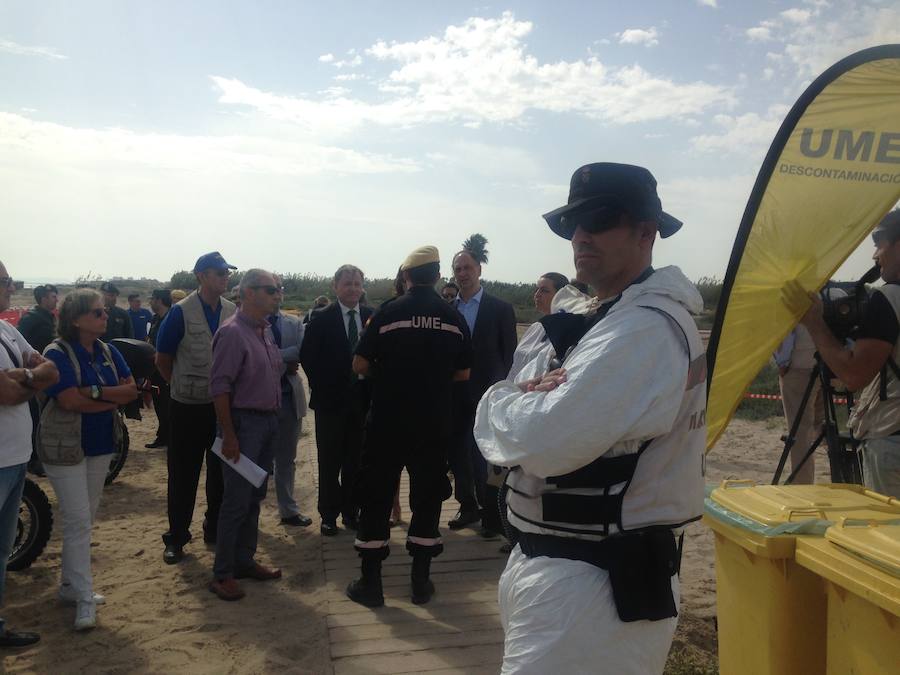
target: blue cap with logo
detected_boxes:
[192,251,237,273]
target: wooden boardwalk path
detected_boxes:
[309,452,508,674]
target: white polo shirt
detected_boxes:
[0,320,36,469]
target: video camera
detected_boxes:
[820,264,881,340]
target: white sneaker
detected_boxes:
[59,585,106,605]
[74,601,96,631]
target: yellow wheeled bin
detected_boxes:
[796,520,900,675]
[703,481,900,675]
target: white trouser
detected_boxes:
[498,545,679,675]
[44,455,109,602]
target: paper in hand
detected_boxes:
[211,437,268,488]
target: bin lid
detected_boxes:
[825,520,900,577]
[710,481,900,527]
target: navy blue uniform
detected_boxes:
[353,285,473,560]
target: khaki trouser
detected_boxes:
[779,368,824,484]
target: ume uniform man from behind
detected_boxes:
[795,208,900,498]
[474,163,706,674]
[346,246,473,607]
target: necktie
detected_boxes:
[347,309,359,352]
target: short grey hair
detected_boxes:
[333,264,364,285]
[239,268,273,299]
[58,289,102,342]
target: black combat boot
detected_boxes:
[346,558,384,608]
[411,556,435,605]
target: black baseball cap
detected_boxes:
[872,209,900,244]
[543,163,683,240]
[193,251,237,273]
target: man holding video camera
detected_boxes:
[799,209,900,498]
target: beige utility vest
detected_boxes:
[170,291,236,405]
[849,284,900,440]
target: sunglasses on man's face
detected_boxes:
[0,276,16,288]
[250,285,282,295]
[212,269,231,277]
[562,206,624,235]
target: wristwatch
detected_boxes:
[23,369,35,388]
[90,384,103,400]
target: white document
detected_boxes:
[211,437,268,488]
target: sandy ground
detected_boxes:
[1,403,823,674]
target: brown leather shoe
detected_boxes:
[235,563,282,581]
[208,578,245,601]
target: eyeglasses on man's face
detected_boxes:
[0,276,16,288]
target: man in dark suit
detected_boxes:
[449,249,517,536]
[299,264,372,536]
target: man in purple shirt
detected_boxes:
[208,268,285,601]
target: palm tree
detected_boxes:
[461,233,489,265]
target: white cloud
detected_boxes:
[746,23,775,42]
[781,4,900,78]
[213,13,733,135]
[333,54,363,68]
[762,67,775,81]
[318,53,334,63]
[781,8,812,23]
[617,27,660,47]
[697,0,718,8]
[745,2,900,80]
[0,38,67,60]
[425,140,541,180]
[690,104,791,157]
[0,111,418,176]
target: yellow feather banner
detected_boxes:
[707,45,900,451]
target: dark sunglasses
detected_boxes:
[0,276,15,288]
[561,206,624,235]
[250,285,282,295]
[213,269,231,277]
[87,308,109,318]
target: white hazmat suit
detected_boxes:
[475,266,706,674]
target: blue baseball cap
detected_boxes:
[192,251,237,273]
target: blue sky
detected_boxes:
[2,1,898,285]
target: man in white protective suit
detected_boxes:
[474,162,707,674]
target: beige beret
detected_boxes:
[401,245,440,271]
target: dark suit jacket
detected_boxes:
[464,291,517,405]
[299,302,373,412]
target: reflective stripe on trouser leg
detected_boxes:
[354,538,391,561]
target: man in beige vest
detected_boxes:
[155,252,237,564]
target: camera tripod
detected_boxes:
[772,353,863,485]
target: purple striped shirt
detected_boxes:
[210,309,284,411]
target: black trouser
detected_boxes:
[314,402,365,524]
[449,404,479,513]
[448,405,503,532]
[163,399,223,547]
[355,428,452,560]
[150,371,171,444]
